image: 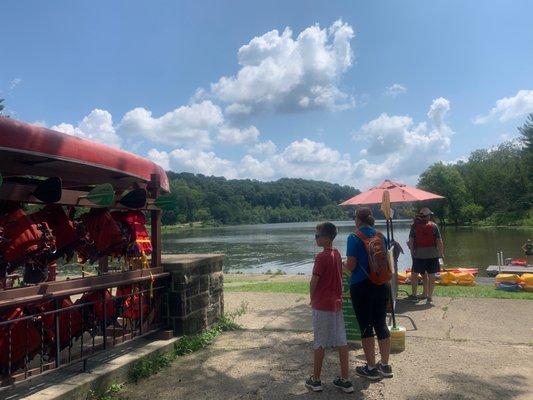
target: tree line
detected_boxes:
[161,173,359,226]
[418,114,532,226]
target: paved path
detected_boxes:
[119,293,533,400]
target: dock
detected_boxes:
[486,265,533,276]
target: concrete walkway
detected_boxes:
[117,292,533,400]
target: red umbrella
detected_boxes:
[339,179,444,323]
[339,180,444,206]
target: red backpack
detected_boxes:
[355,230,392,285]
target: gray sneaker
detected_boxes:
[305,376,323,392]
[333,377,354,393]
[355,365,381,380]
[377,362,393,378]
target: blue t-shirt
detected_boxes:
[347,227,386,285]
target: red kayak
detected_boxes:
[0,117,169,192]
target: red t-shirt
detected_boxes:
[311,248,343,312]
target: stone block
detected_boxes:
[186,293,210,315]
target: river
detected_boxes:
[162,221,532,276]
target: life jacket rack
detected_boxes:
[0,116,170,389]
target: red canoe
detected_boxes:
[0,117,169,192]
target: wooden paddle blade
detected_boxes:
[85,183,115,206]
[32,177,62,203]
[119,188,147,209]
[154,193,177,211]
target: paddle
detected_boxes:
[152,193,177,211]
[381,190,398,329]
[32,177,62,203]
[78,183,115,207]
[119,188,147,209]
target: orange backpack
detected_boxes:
[355,230,392,285]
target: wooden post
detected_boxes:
[149,174,162,268]
[98,256,109,274]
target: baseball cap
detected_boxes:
[419,207,434,216]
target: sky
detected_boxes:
[1,0,532,190]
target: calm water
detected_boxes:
[162,221,532,276]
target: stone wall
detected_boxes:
[162,254,224,336]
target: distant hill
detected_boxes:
[162,172,360,226]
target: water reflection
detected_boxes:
[162,221,532,276]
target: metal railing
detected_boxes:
[0,274,168,387]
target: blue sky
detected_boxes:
[1,0,532,189]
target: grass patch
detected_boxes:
[130,314,241,382]
[90,313,243,399]
[224,280,533,300]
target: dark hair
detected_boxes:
[316,222,337,240]
[355,207,375,227]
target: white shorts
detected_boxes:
[312,309,347,349]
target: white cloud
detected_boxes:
[118,101,223,147]
[385,83,407,97]
[147,148,170,170]
[217,125,259,145]
[9,78,22,91]
[249,140,277,156]
[148,138,356,184]
[51,109,122,148]
[224,103,252,116]
[209,20,355,115]
[148,148,238,178]
[239,155,276,179]
[473,89,533,124]
[353,97,453,183]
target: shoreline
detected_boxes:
[160,221,533,232]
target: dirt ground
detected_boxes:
[118,292,533,400]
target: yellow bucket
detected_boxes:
[389,326,406,353]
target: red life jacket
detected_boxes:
[80,208,127,256]
[78,289,117,325]
[29,297,84,352]
[116,285,149,320]
[111,211,152,256]
[355,230,392,285]
[31,205,78,254]
[0,208,53,265]
[0,307,42,373]
[413,220,437,248]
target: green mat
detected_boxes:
[343,274,361,342]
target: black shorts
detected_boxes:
[412,258,440,274]
[350,280,390,340]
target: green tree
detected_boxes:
[518,113,533,182]
[0,98,5,115]
[418,163,469,224]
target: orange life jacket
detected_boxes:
[111,211,152,256]
[80,208,127,257]
[355,230,392,285]
[0,307,42,373]
[413,220,437,248]
[0,208,55,271]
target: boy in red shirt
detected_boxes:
[305,222,353,393]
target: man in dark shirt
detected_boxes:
[407,207,444,304]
